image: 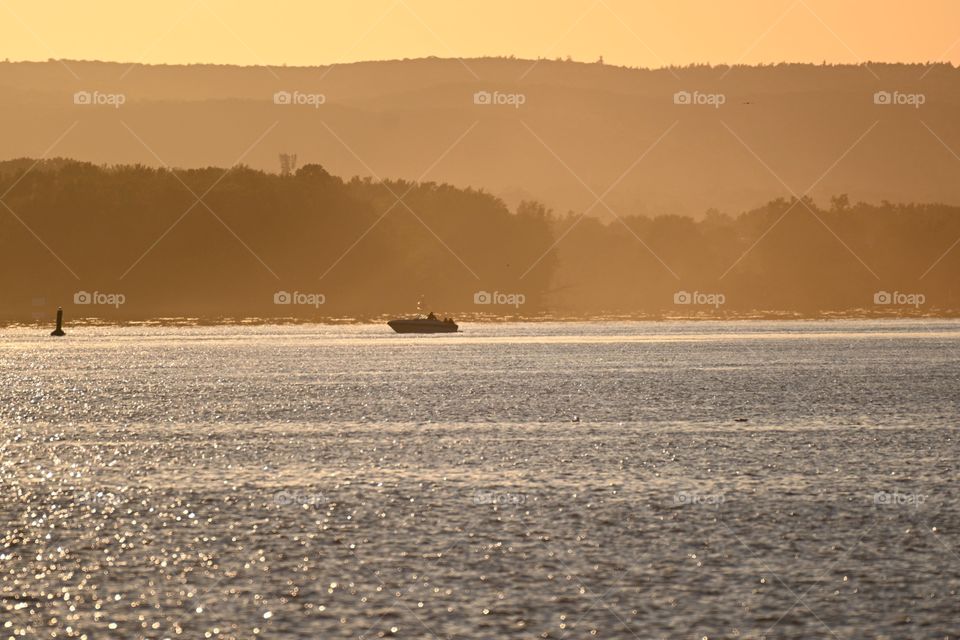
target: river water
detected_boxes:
[1,321,959,638]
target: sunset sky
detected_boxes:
[2,0,959,68]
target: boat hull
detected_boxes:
[388,319,459,333]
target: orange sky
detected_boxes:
[2,0,959,68]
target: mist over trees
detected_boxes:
[549,197,959,314]
[1,159,957,322]
[0,159,555,320]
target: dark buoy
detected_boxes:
[50,307,65,336]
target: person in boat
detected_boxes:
[427,312,437,320]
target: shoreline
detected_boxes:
[3,311,959,329]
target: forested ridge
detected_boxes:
[1,159,957,321]
[3,59,960,217]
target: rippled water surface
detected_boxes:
[2,320,959,639]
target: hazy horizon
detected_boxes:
[3,0,960,68]
[8,56,960,71]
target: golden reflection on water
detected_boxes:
[5,328,959,349]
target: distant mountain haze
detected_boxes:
[2,58,959,217]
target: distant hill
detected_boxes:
[1,58,959,216]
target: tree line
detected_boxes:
[0,159,956,321]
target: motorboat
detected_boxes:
[387,313,458,333]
